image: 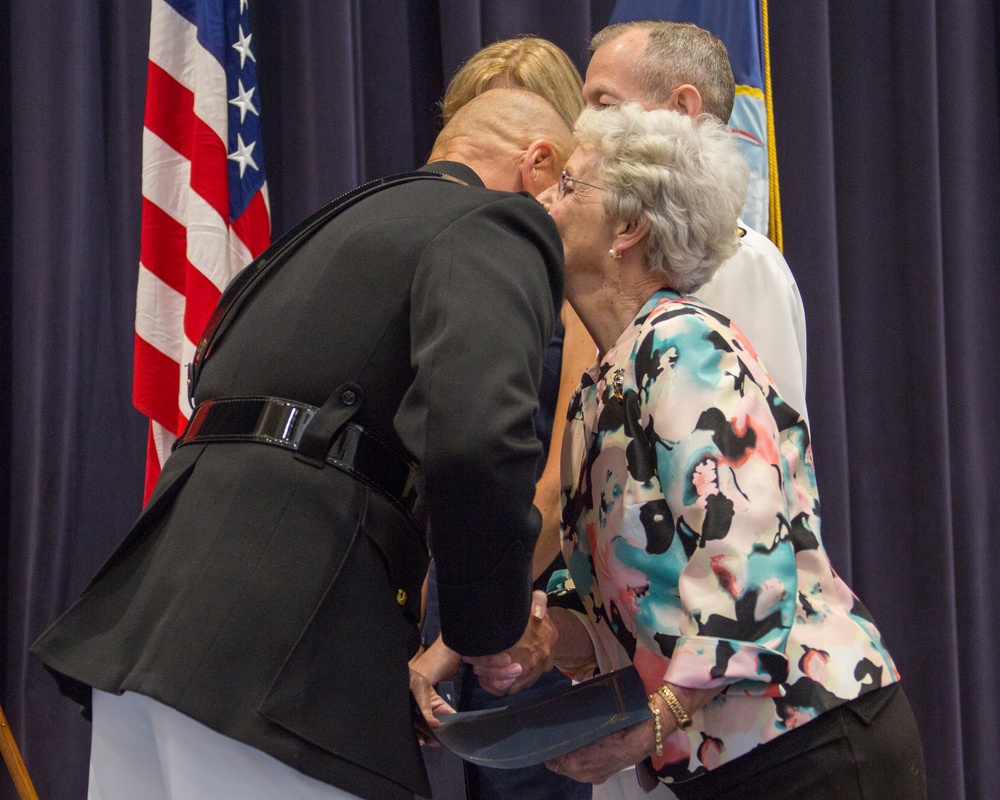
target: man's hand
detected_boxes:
[463,590,557,695]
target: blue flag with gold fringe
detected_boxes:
[608,0,781,246]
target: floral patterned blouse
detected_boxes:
[558,290,899,783]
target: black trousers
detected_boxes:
[670,684,926,800]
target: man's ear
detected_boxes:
[667,84,703,117]
[518,139,561,196]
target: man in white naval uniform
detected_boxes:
[584,20,809,423]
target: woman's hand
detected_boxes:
[545,682,719,783]
[409,665,456,746]
[545,717,657,784]
[409,640,460,745]
[411,635,461,687]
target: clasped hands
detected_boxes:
[463,590,558,695]
[462,591,662,784]
[408,590,556,744]
[410,590,663,783]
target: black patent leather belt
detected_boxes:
[177,397,420,520]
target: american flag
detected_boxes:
[135,0,270,502]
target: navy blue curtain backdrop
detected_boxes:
[2,2,998,799]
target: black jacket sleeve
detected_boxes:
[394,191,564,656]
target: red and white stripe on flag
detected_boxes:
[135,0,270,503]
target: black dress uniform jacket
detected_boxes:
[31,162,564,800]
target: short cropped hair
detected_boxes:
[441,37,584,129]
[576,103,747,293]
[591,21,736,122]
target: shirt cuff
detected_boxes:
[665,635,789,689]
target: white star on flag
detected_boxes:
[232,25,255,68]
[229,79,258,123]
[228,133,259,177]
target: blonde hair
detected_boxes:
[441,37,584,129]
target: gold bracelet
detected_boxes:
[656,685,693,731]
[648,695,664,757]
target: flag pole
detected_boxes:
[761,0,783,250]
[0,704,39,800]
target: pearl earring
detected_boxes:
[609,248,621,260]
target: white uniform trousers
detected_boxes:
[89,689,363,800]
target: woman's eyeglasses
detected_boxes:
[558,170,604,197]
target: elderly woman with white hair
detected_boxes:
[472,104,925,800]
